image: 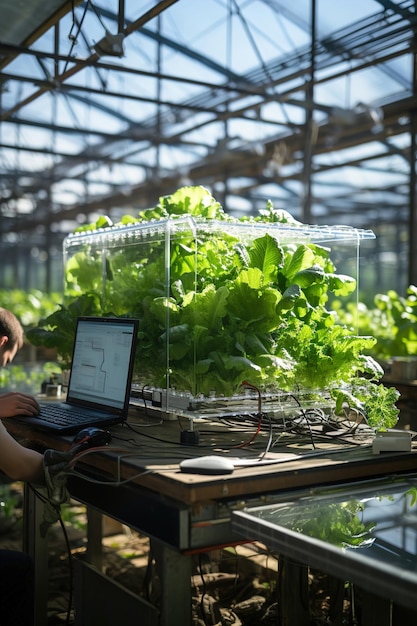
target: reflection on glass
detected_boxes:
[262,499,376,549]
[251,478,417,571]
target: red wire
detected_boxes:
[233,381,263,448]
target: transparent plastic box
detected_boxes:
[63,217,375,415]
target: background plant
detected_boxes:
[0,289,63,328]
[334,285,417,360]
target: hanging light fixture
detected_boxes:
[93,32,125,58]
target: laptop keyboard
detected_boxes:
[38,403,95,427]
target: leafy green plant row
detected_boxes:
[334,285,417,360]
[0,289,63,329]
[0,363,61,395]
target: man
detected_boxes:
[0,306,41,422]
[0,306,45,625]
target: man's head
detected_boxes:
[0,307,24,367]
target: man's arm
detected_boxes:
[0,420,44,483]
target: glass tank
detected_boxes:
[232,474,417,612]
[63,205,376,418]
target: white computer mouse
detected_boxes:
[179,455,235,475]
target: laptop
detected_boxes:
[15,316,139,434]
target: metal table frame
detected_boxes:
[9,418,417,626]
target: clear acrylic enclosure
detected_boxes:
[63,216,375,414]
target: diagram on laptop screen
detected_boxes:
[70,321,133,406]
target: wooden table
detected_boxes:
[7,411,417,626]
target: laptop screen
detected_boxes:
[66,317,138,411]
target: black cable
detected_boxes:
[64,1,89,73]
[124,421,217,451]
[197,553,210,626]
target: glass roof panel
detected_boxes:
[1,0,416,293]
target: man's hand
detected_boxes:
[43,436,104,509]
[43,449,72,508]
[0,392,40,418]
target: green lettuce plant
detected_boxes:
[26,186,399,429]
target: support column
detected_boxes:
[409,5,417,285]
[22,485,49,626]
[151,539,193,626]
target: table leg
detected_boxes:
[354,587,392,626]
[85,506,103,570]
[22,485,49,626]
[151,539,192,626]
[278,557,310,626]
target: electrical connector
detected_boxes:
[180,429,200,445]
[372,430,412,454]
